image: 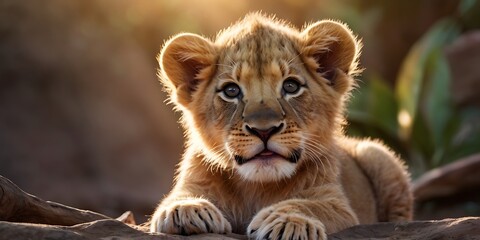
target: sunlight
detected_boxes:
[398,109,412,129]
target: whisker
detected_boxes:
[288,136,337,186]
[215,63,235,68]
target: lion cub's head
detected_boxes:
[159,13,360,182]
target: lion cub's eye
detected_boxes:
[222,83,241,98]
[282,77,301,94]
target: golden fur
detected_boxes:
[150,13,413,239]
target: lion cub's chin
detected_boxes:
[236,157,297,182]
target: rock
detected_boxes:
[0,175,108,225]
[1,174,480,239]
[0,220,245,240]
[0,174,244,239]
[329,217,480,239]
[413,153,480,202]
[1,217,480,240]
[413,153,480,220]
[0,220,152,240]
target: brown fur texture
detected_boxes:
[150,13,413,239]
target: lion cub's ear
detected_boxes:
[159,33,217,107]
[301,20,360,94]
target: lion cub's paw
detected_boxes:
[247,207,327,240]
[150,198,232,235]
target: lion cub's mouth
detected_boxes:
[255,149,280,159]
[234,149,302,165]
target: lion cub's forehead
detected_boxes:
[215,18,302,80]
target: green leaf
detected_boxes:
[368,76,399,135]
[410,109,435,168]
[446,108,480,163]
[422,48,454,165]
[395,19,461,138]
[348,76,398,136]
[347,76,406,156]
[459,0,478,15]
[460,0,480,29]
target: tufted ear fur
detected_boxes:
[301,20,361,94]
[159,33,217,107]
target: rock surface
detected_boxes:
[1,217,480,240]
[329,217,480,239]
[413,153,480,202]
[413,153,480,220]
[2,174,480,240]
[0,220,245,240]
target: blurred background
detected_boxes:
[1,0,479,223]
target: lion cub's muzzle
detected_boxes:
[233,101,302,165]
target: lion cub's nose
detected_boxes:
[246,124,283,143]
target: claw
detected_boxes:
[278,225,285,240]
[265,229,273,239]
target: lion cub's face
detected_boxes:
[160,14,360,182]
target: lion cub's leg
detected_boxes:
[150,197,232,235]
[354,140,413,221]
[247,184,358,240]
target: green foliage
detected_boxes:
[346,0,480,177]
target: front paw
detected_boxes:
[247,207,326,240]
[150,198,232,235]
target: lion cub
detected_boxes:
[150,13,412,239]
